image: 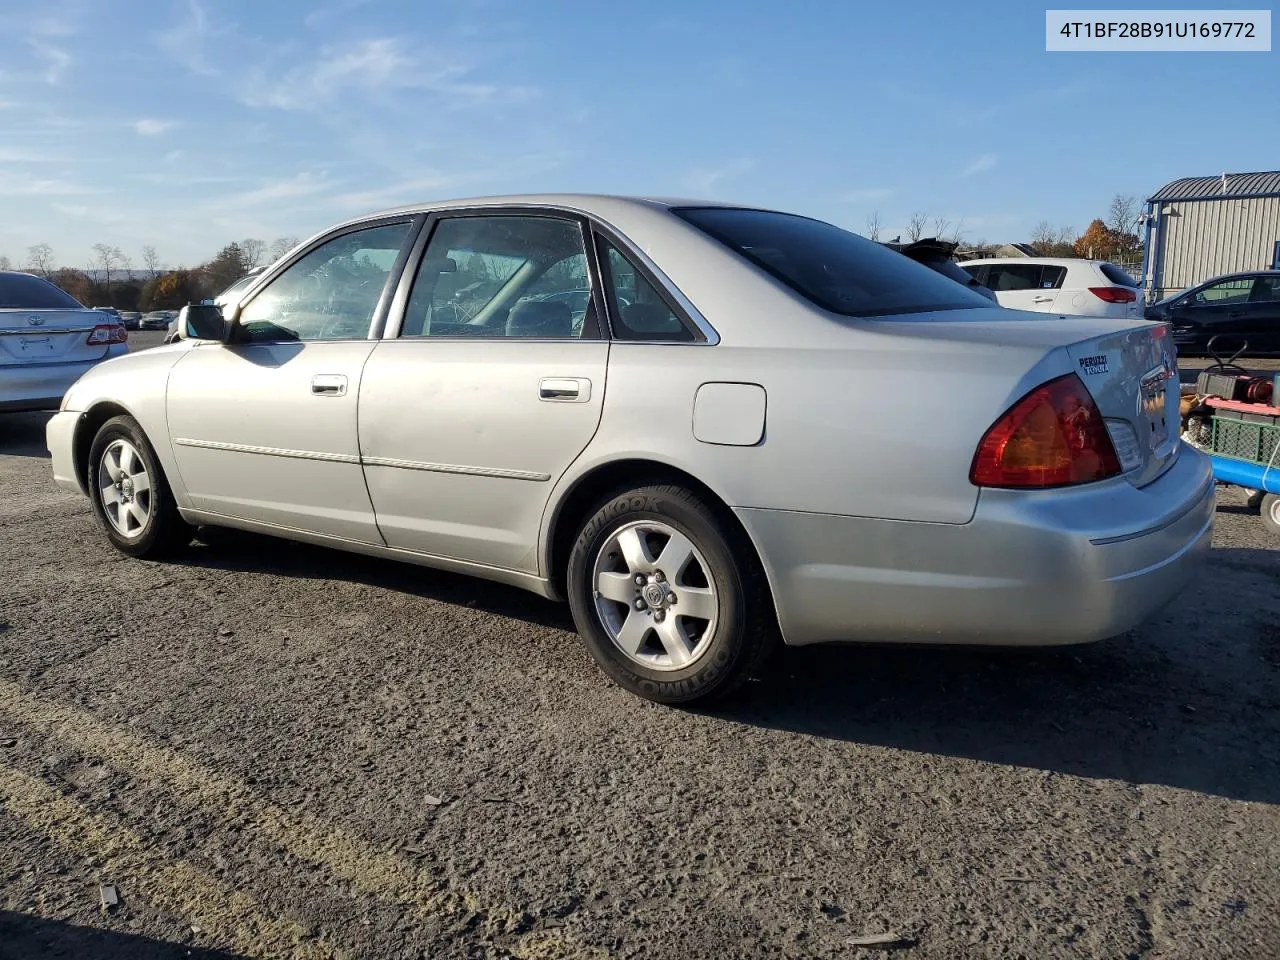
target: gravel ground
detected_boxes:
[1,348,1278,959]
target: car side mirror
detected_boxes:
[177,303,229,342]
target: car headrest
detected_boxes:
[621,301,678,334]
[506,299,572,338]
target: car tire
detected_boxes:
[1261,494,1280,538]
[566,484,775,705]
[88,415,193,559]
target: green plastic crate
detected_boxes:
[1211,415,1280,467]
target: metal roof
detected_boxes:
[1149,170,1280,202]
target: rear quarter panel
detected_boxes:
[549,325,1068,535]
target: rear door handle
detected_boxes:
[1032,295,1055,303]
[539,377,590,402]
[311,374,348,396]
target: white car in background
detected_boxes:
[960,258,1143,319]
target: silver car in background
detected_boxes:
[1,271,128,413]
[46,195,1214,703]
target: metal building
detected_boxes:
[1140,170,1280,302]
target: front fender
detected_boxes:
[60,345,192,507]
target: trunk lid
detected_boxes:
[872,308,1179,487]
[1063,322,1178,487]
[0,309,112,366]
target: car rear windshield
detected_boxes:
[0,273,83,309]
[1099,263,1139,287]
[673,207,992,317]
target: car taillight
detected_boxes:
[1089,286,1137,304]
[87,323,128,345]
[970,374,1122,488]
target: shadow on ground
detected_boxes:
[177,527,1280,805]
[0,911,249,960]
[0,412,54,459]
[177,525,576,634]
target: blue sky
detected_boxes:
[0,0,1276,269]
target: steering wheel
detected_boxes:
[1205,334,1251,374]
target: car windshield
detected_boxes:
[674,208,992,317]
[0,273,84,309]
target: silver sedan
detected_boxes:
[1,271,128,413]
[46,195,1214,703]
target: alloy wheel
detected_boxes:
[97,439,153,539]
[591,520,718,670]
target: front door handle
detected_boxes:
[539,377,590,402]
[1032,295,1054,303]
[311,374,348,396]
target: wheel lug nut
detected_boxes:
[634,574,645,585]
[634,599,646,610]
[668,593,677,605]
[654,570,665,581]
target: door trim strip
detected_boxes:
[173,438,549,481]
[172,437,362,464]
[361,455,551,482]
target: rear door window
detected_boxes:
[1040,265,1067,289]
[986,264,1043,292]
[1194,278,1253,305]
[1249,276,1280,302]
[599,242,695,342]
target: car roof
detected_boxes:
[329,194,765,234]
[1195,269,1280,284]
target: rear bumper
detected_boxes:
[46,410,86,496]
[736,446,1215,646]
[0,352,120,413]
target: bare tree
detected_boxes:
[266,237,300,262]
[27,243,55,277]
[906,211,928,242]
[118,252,134,277]
[1106,193,1139,236]
[240,238,266,270]
[864,210,882,241]
[142,245,161,277]
[0,254,11,270]
[931,216,952,241]
[92,243,123,294]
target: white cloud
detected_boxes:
[304,0,373,30]
[684,157,756,195]
[216,171,337,208]
[960,153,997,178]
[0,169,95,196]
[28,40,71,85]
[241,38,535,111]
[154,0,220,77]
[134,118,176,136]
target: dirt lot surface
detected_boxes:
[1,348,1278,959]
